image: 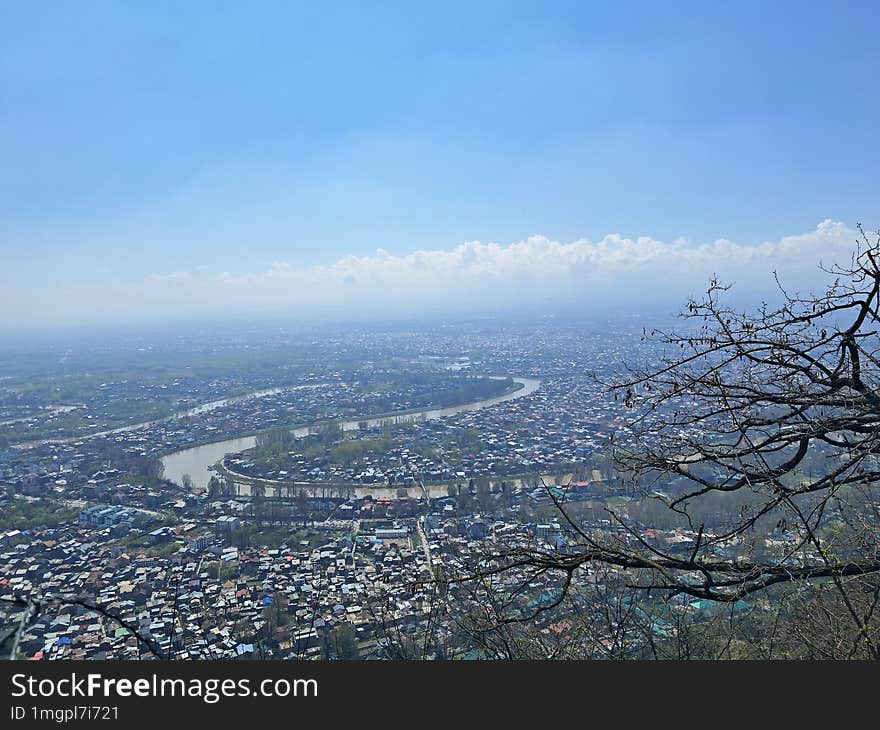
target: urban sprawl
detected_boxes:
[0,321,799,659]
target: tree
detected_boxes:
[605,227,880,606]
[428,225,880,659]
[330,622,359,659]
[252,489,267,527]
[221,476,235,497]
[475,477,491,507]
[294,490,310,527]
[144,456,165,481]
[181,473,194,491]
[207,476,221,498]
[457,488,474,513]
[314,422,343,445]
[255,426,294,451]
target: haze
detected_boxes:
[2,2,879,331]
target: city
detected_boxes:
[2,3,879,697]
[1,314,846,660]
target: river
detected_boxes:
[15,385,315,448]
[161,376,541,490]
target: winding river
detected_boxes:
[16,386,297,448]
[161,376,541,490]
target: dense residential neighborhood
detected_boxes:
[0,321,818,660]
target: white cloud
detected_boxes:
[144,271,193,283]
[1,220,865,331]
[208,219,858,300]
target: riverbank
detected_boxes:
[162,376,542,490]
[12,385,306,449]
[213,454,552,500]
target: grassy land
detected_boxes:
[0,497,78,532]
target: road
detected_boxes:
[416,519,434,579]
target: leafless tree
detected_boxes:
[410,224,880,659]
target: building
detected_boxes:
[215,515,241,532]
[188,535,212,551]
[78,504,135,529]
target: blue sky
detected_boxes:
[1,1,879,328]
